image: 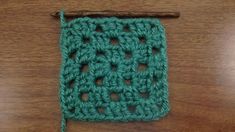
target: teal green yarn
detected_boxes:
[59,11,170,132]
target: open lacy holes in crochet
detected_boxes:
[59,17,169,121]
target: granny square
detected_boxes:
[59,11,169,131]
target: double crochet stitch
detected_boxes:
[59,11,169,132]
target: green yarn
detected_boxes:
[59,11,170,132]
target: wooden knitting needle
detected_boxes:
[51,10,180,18]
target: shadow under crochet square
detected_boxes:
[59,12,170,126]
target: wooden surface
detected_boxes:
[0,0,235,132]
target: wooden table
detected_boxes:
[0,1,235,132]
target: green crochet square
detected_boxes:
[59,14,169,124]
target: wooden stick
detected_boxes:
[51,10,180,18]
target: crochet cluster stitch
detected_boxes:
[59,11,170,132]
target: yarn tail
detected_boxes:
[61,114,67,132]
[60,10,67,132]
[60,10,66,27]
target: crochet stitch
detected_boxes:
[59,11,170,132]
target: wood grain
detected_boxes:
[0,0,235,132]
